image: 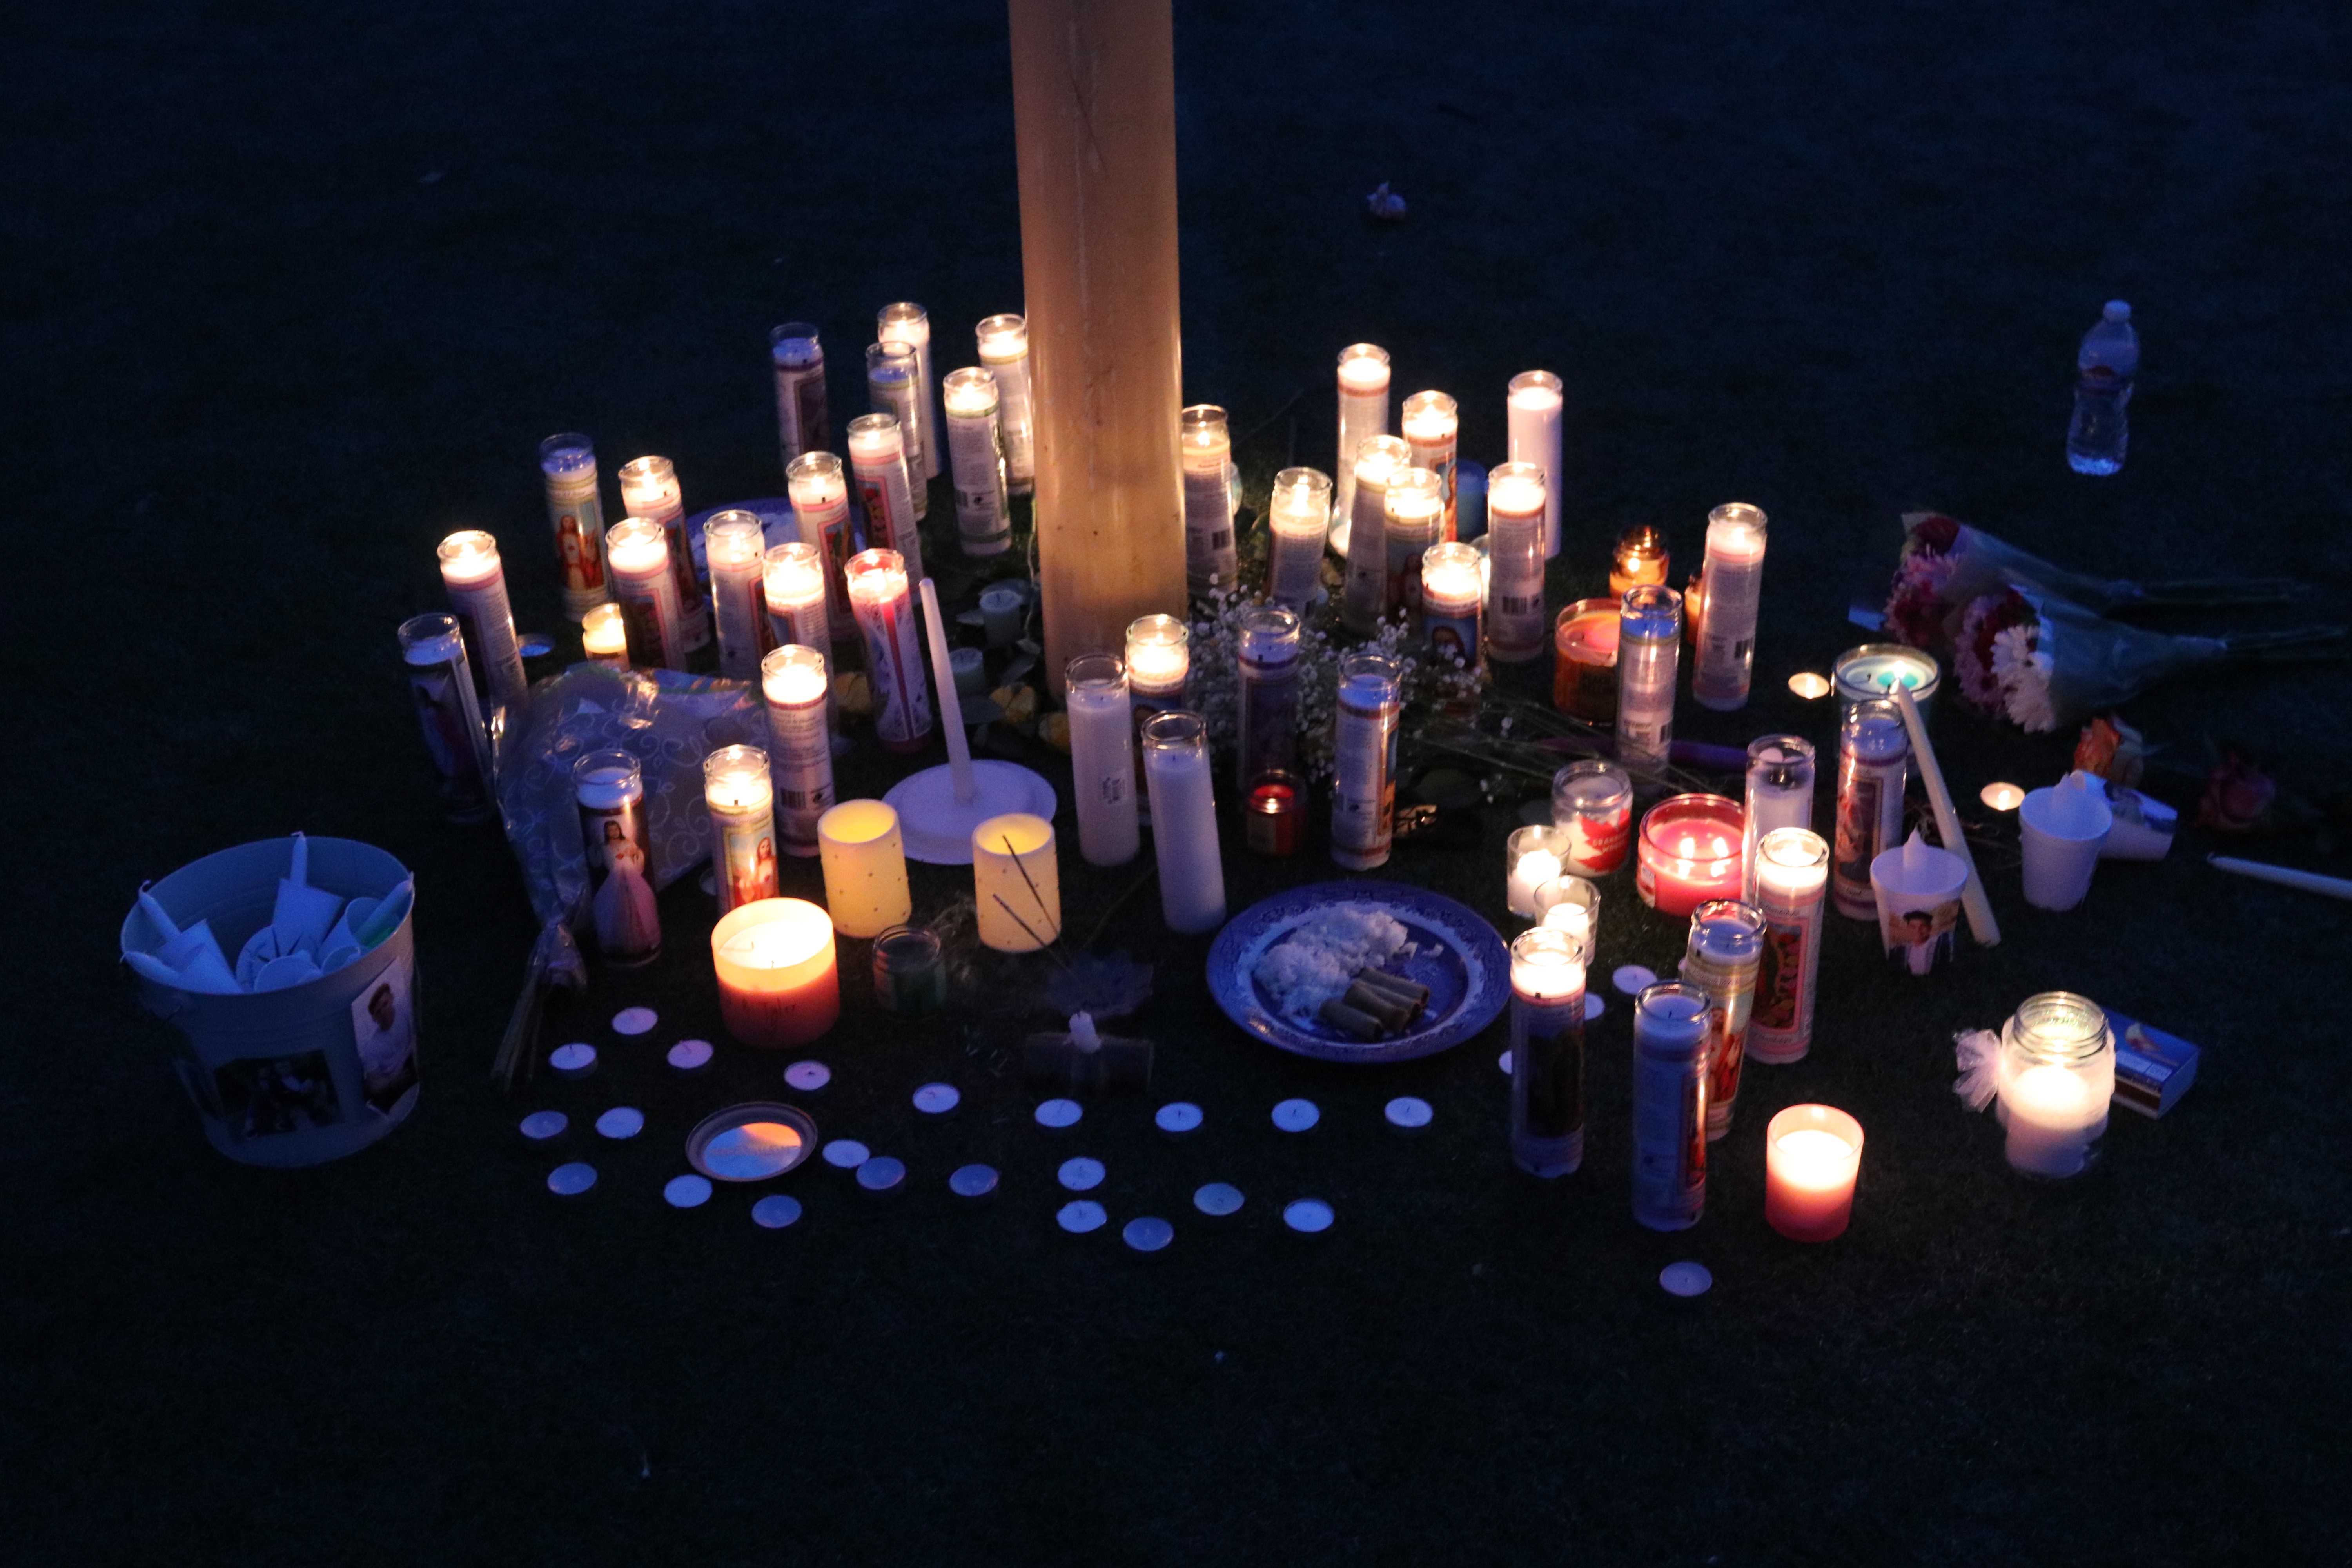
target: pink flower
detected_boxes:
[2198,752,2276,834]
[1906,513,1962,556]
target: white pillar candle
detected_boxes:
[760,644,837,856]
[975,313,1034,496]
[770,322,830,468]
[761,541,832,653]
[1383,466,1444,627]
[973,811,1062,951]
[1064,653,1140,867]
[1140,710,1226,933]
[704,510,777,680]
[1180,404,1238,595]
[1333,343,1390,529]
[617,455,712,655]
[1483,461,1548,663]
[538,432,608,622]
[1506,370,1564,559]
[1693,502,1768,711]
[1616,585,1682,764]
[863,343,929,520]
[1341,435,1409,633]
[846,414,925,586]
[942,367,1012,557]
[844,548,931,753]
[1741,735,1817,902]
[1749,827,1828,1065]
[1509,929,1586,1178]
[1506,825,1570,919]
[703,743,781,912]
[816,799,911,938]
[784,451,858,647]
[579,602,630,668]
[1266,466,1331,610]
[1420,540,1484,671]
[436,529,530,714]
[1400,390,1460,541]
[1330,651,1401,870]
[877,302,942,479]
[603,517,686,670]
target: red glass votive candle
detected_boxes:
[1635,793,1744,918]
[1764,1103,1863,1241]
[1246,771,1303,857]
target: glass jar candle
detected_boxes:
[436,528,530,716]
[973,812,1061,953]
[1552,759,1633,875]
[1141,711,1226,933]
[942,366,1011,556]
[1550,597,1620,724]
[1505,824,1572,920]
[1741,735,1817,902]
[1330,651,1401,871]
[769,322,830,467]
[704,510,777,681]
[1616,585,1682,765]
[1833,642,1942,730]
[1063,653,1139,867]
[1631,980,1711,1232]
[871,924,946,1015]
[1748,827,1829,1065]
[1636,793,1744,918]
[539,432,608,621]
[1692,502,1767,710]
[1764,1104,1863,1241]
[1483,460,1548,662]
[710,897,838,1048]
[703,744,780,913]
[1504,371,1563,558]
[1236,606,1302,793]
[815,799,911,938]
[1832,697,1910,919]
[844,548,931,754]
[864,340,928,514]
[762,540,832,655]
[876,301,942,480]
[1608,525,1669,599]
[1419,540,1483,670]
[398,612,495,824]
[1333,343,1392,528]
[1400,389,1460,539]
[580,602,630,669]
[1383,466,1445,628]
[1996,991,2115,1180]
[573,749,661,965]
[1508,927,1586,1178]
[1181,403,1238,593]
[783,451,858,646]
[604,516,686,670]
[1533,874,1601,962]
[1681,898,1766,1141]
[616,454,710,655]
[760,644,835,855]
[975,312,1034,495]
[1342,434,1410,633]
[845,413,924,581]
[1266,466,1332,610]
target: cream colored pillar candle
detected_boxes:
[816,799,913,938]
[973,812,1062,952]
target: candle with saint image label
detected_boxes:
[784,452,858,648]
[1741,736,1817,902]
[1483,461,1547,662]
[1181,405,1238,593]
[1631,981,1710,1232]
[1420,541,1484,671]
[704,511,777,680]
[539,433,608,621]
[1510,929,1586,1178]
[1636,793,1744,918]
[1064,653,1139,866]
[398,612,496,823]
[574,750,661,965]
[1505,371,1564,558]
[770,323,830,468]
[1333,343,1391,527]
[1616,584,1682,764]
[1833,698,1909,919]
[1267,466,1331,610]
[617,456,711,656]
[436,530,530,715]
[942,367,1012,556]
[761,541,832,655]
[1330,651,1401,870]
[1383,467,1443,628]
[846,414,925,586]
[864,341,928,518]
[877,302,942,480]
[760,644,836,856]
[1400,390,1459,540]
[1142,711,1226,933]
[703,744,781,913]
[604,517,686,669]
[844,548,931,753]
[1749,827,1828,1064]
[1693,502,1767,710]
[975,313,1034,495]
[580,602,630,668]
[1681,899,1766,1141]
[1342,435,1409,633]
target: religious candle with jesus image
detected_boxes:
[573,750,661,965]
[1680,900,1765,1143]
[704,745,782,913]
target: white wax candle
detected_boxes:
[1383,467,1444,622]
[704,511,774,681]
[1124,615,1190,701]
[2001,1063,2105,1178]
[1142,714,1226,933]
[1333,343,1391,528]
[1181,405,1238,594]
[784,452,857,644]
[1267,466,1332,610]
[975,313,1034,495]
[1484,462,1548,662]
[1509,848,1563,919]
[846,415,924,585]
[877,302,941,479]
[864,341,928,516]
[1420,539,1484,669]
[760,644,835,855]
[845,548,931,753]
[1693,502,1768,711]
[762,541,831,653]
[1741,736,1817,902]
[539,432,608,622]
[604,517,687,669]
[942,367,1011,556]
[617,456,711,653]
[1065,656,1140,867]
[1749,828,1828,1064]
[1342,435,1408,633]
[1506,370,1565,558]
[437,530,529,713]
[580,602,629,666]
[1330,656,1400,870]
[1509,930,1587,1177]
[1400,390,1460,540]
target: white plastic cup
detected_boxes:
[2018,776,2113,911]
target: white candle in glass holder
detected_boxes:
[1420,540,1484,671]
[770,322,830,468]
[604,517,686,669]
[1125,613,1190,711]
[1509,929,1587,1177]
[784,451,858,645]
[1383,466,1444,627]
[1506,370,1564,559]
[617,455,711,654]
[760,644,836,856]
[1064,653,1140,867]
[1330,652,1401,870]
[436,530,530,714]
[1483,461,1548,663]
[975,313,1034,496]
[703,744,780,913]
[1616,585,1682,764]
[1334,343,1391,528]
[761,541,832,653]
[1401,390,1460,540]
[942,367,1012,557]
[1693,502,1768,711]
[1741,735,1817,901]
[846,414,925,586]
[864,342,929,519]
[1342,435,1410,633]
[1267,466,1331,610]
[1506,825,1570,919]
[1181,404,1238,594]
[539,432,608,622]
[704,510,776,680]
[877,302,942,480]
[1141,710,1226,933]
[1749,827,1828,1065]
[580,602,630,668]
[844,548,931,753]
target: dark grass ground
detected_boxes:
[12,2,2352,1562]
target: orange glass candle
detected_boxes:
[711,897,840,1049]
[1551,597,1619,723]
[1764,1103,1863,1241]
[1608,526,1669,599]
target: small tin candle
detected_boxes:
[871,924,947,1015]
[1246,771,1304,857]
[1635,793,1744,918]
[1551,597,1620,723]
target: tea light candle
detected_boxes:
[1505,370,1564,557]
[816,799,912,937]
[617,455,711,654]
[846,414,925,584]
[1333,343,1391,528]
[1141,710,1226,933]
[844,548,932,754]
[1064,653,1140,866]
[1616,585,1682,764]
[973,812,1062,951]
[1764,1104,1862,1241]
[877,302,942,480]
[784,451,858,645]
[1421,541,1484,670]
[1787,671,1833,701]
[539,432,608,621]
[1400,390,1460,539]
[703,743,780,913]
[1636,793,1744,918]
[1981,782,2025,811]
[1383,466,1444,625]
[1484,461,1548,663]
[1550,597,1620,724]
[711,897,840,1048]
[1508,928,1587,1177]
[941,367,1011,556]
[1748,827,1829,1065]
[769,322,830,466]
[1692,502,1768,711]
[761,541,832,653]
[975,312,1034,495]
[604,517,687,669]
[1534,875,1600,960]
[1832,643,1942,728]
[863,341,928,515]
[704,510,776,680]
[1997,991,2114,1179]
[1267,466,1333,610]
[1341,434,1410,633]
[1181,404,1238,593]
[1741,735,1817,902]
[1552,759,1633,875]
[436,529,530,715]
[1506,825,1571,919]
[580,602,630,668]
[760,644,835,856]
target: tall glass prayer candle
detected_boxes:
[761,542,832,654]
[1267,466,1331,610]
[877,302,942,480]
[1483,461,1547,662]
[942,368,1012,556]
[1741,735,1817,901]
[710,897,839,1049]
[1505,824,1572,920]
[617,456,711,656]
[1140,711,1227,933]
[1832,697,1909,919]
[1342,435,1410,633]
[1333,343,1391,527]
[1420,541,1484,671]
[1383,466,1444,627]
[1330,651,1402,871]
[1181,404,1238,594]
[573,750,661,965]
[864,341,929,518]
[703,744,780,913]
[704,511,776,681]
[844,548,931,753]
[1064,653,1140,867]
[580,603,630,669]
[760,645,836,857]
[846,414,925,585]
[397,612,495,823]
[973,812,1061,952]
[1749,827,1828,1065]
[975,313,1034,495]
[1551,759,1632,876]
[1609,525,1670,599]
[1997,991,2115,1180]
[770,323,830,469]
[815,799,911,937]
[1505,370,1564,558]
[604,517,686,669]
[539,433,608,621]
[1236,606,1302,793]
[1693,503,1767,710]
[1550,598,1619,724]
[436,530,529,715]
[1509,929,1587,1178]
[1616,584,1682,765]
[784,452,858,649]
[1631,980,1711,1232]
[1636,793,1744,917]
[1400,390,1460,540]
[1681,899,1766,1141]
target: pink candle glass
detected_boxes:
[1764,1103,1863,1241]
[1635,793,1744,918]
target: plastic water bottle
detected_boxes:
[2066,300,2137,475]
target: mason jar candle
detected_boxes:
[1342,434,1410,633]
[1996,991,2115,1180]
